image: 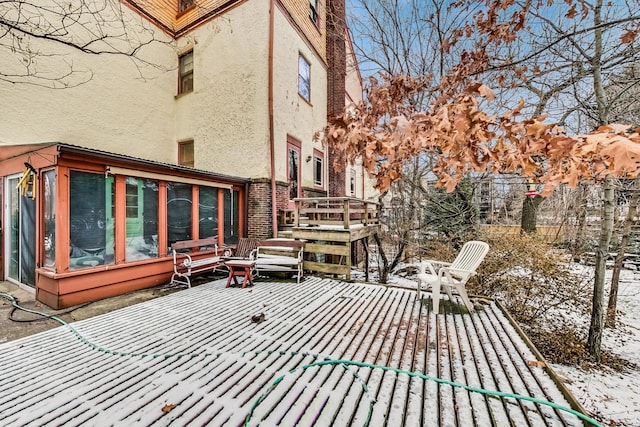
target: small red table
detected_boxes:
[225,260,256,288]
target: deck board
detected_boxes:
[0,277,584,426]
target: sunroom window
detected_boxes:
[125,177,159,261]
[167,182,193,251]
[69,171,115,269]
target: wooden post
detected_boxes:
[346,240,351,281]
[343,198,350,229]
[363,237,369,282]
[294,199,300,227]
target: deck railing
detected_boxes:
[292,197,380,229]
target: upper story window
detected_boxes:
[309,0,319,27]
[178,140,194,167]
[178,0,195,14]
[178,50,193,94]
[298,54,310,101]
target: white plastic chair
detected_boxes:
[416,241,489,314]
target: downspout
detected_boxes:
[268,0,278,238]
[244,181,250,237]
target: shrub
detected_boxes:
[468,233,592,327]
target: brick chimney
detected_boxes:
[326,0,347,197]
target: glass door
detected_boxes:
[287,138,301,210]
[4,175,36,287]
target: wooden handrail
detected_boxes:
[292,197,380,229]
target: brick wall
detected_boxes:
[248,179,273,239]
[248,179,291,239]
[327,0,347,197]
[326,0,346,118]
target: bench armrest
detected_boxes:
[173,250,193,266]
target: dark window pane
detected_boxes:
[350,171,356,195]
[43,170,56,269]
[167,182,192,250]
[199,186,218,240]
[223,190,239,245]
[289,148,299,200]
[69,171,114,269]
[314,156,322,186]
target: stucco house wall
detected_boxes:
[1,0,322,186]
[174,0,272,179]
[271,4,328,187]
[345,30,362,106]
[0,6,178,164]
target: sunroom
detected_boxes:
[0,143,248,309]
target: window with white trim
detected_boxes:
[298,54,310,101]
[349,169,356,195]
[313,153,323,187]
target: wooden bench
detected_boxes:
[171,237,228,288]
[250,239,305,283]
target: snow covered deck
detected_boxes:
[0,277,586,426]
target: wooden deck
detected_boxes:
[0,278,587,426]
[287,197,381,280]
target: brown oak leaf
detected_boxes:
[162,404,177,413]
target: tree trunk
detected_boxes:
[521,195,543,233]
[573,183,589,255]
[374,233,390,284]
[610,204,620,251]
[586,0,611,361]
[587,177,614,360]
[607,178,640,327]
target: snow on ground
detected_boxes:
[551,268,640,427]
[354,265,640,427]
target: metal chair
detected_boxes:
[416,241,489,314]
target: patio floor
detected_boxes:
[0,277,586,426]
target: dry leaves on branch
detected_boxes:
[324,75,640,196]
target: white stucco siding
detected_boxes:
[174,0,271,179]
[271,7,328,186]
[343,29,377,200]
[345,32,363,105]
[0,4,178,163]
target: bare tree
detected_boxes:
[337,0,640,361]
[374,157,430,283]
[451,0,640,361]
[347,0,478,80]
[345,0,485,280]
[607,178,640,327]
[0,0,168,88]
